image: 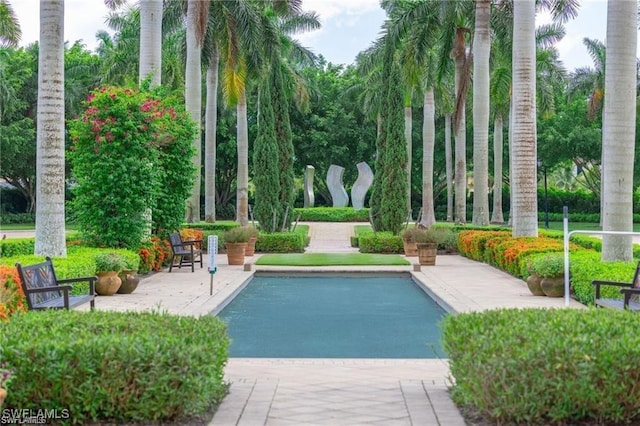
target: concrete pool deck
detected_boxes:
[59,222,583,425]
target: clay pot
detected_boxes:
[541,276,565,297]
[95,271,122,296]
[117,269,140,294]
[245,236,258,257]
[526,273,545,296]
[225,242,247,265]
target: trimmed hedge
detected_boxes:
[293,207,369,222]
[1,310,228,424]
[255,232,306,253]
[443,308,640,425]
[0,238,35,258]
[182,221,240,231]
[358,232,404,254]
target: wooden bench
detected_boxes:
[168,232,203,272]
[16,256,96,310]
[592,261,640,311]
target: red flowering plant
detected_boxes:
[68,85,196,251]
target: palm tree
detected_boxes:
[471,0,491,226]
[0,0,21,47]
[185,0,209,222]
[201,0,259,223]
[601,0,637,261]
[35,0,66,257]
[138,0,162,86]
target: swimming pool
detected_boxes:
[217,273,448,358]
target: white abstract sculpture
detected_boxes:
[304,165,315,208]
[327,165,349,207]
[351,162,373,210]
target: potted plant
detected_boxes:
[530,254,566,297]
[401,227,423,257]
[414,227,449,266]
[94,252,127,295]
[244,225,260,257]
[223,227,251,265]
[118,258,140,294]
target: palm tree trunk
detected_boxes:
[445,113,453,222]
[404,104,412,219]
[601,0,637,261]
[472,0,490,226]
[236,90,249,226]
[511,0,537,237]
[491,114,505,223]
[454,59,467,225]
[138,0,162,86]
[35,0,66,257]
[185,0,203,222]
[420,88,436,227]
[204,46,219,223]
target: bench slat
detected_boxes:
[595,298,640,311]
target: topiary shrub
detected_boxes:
[1,310,229,424]
[0,238,35,258]
[293,207,370,222]
[254,232,306,253]
[443,308,640,425]
[358,233,403,254]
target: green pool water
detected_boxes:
[217,274,448,358]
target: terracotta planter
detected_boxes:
[95,271,122,296]
[402,240,418,257]
[541,276,565,297]
[245,236,258,257]
[526,272,545,296]
[117,269,140,294]
[416,242,437,266]
[225,242,247,265]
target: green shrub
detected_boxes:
[529,253,565,278]
[182,221,240,231]
[443,308,640,425]
[293,207,369,222]
[0,212,35,224]
[0,238,35,258]
[1,310,228,424]
[94,252,128,273]
[222,227,251,243]
[1,247,139,295]
[255,232,306,253]
[358,233,403,254]
[569,250,637,305]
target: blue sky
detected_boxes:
[11,0,636,72]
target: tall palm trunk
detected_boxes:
[204,46,219,223]
[472,0,490,226]
[452,29,468,225]
[185,0,205,222]
[419,88,436,227]
[138,0,162,86]
[236,90,249,226]
[601,0,637,261]
[404,103,412,218]
[445,113,453,222]
[511,0,537,237]
[491,114,505,223]
[35,0,66,257]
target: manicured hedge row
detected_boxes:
[443,308,640,425]
[182,221,240,231]
[0,248,140,295]
[358,233,404,254]
[255,232,306,253]
[1,310,229,424]
[0,238,34,258]
[293,207,369,222]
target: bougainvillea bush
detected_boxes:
[68,85,196,250]
[0,265,25,321]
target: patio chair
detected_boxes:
[168,232,203,273]
[15,257,96,310]
[592,261,640,311]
